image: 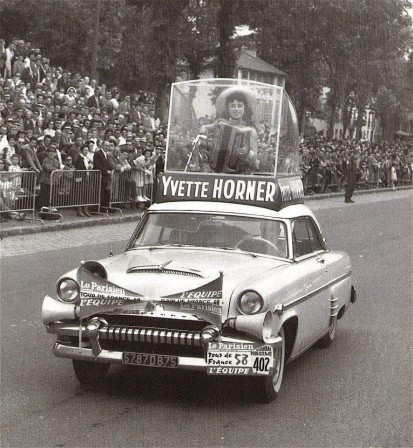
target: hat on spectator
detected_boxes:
[67,87,76,94]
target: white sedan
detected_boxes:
[42,201,356,403]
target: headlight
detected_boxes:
[56,278,80,303]
[238,290,263,315]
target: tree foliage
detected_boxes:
[0,0,412,136]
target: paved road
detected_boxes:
[1,190,412,447]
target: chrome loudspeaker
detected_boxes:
[42,295,76,325]
[227,310,277,344]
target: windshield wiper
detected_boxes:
[217,247,258,258]
[149,244,195,250]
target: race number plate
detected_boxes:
[122,352,178,368]
[207,342,274,375]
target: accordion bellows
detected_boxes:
[209,122,252,174]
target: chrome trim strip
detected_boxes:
[173,331,180,345]
[180,332,187,345]
[140,329,147,343]
[284,271,352,309]
[152,329,159,343]
[159,330,166,344]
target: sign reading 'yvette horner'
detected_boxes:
[155,172,304,211]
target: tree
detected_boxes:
[176,0,219,80]
[256,0,324,133]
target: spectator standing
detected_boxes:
[57,70,71,92]
[93,140,112,207]
[38,146,57,209]
[390,162,398,190]
[4,42,15,79]
[345,154,359,203]
[21,136,42,175]
[67,135,83,163]
[13,54,25,76]
[86,88,100,108]
[0,40,6,78]
[74,145,93,216]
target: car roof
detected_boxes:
[148,201,317,221]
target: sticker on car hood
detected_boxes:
[78,266,223,327]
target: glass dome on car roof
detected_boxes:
[165,79,300,178]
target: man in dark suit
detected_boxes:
[86,88,101,108]
[93,140,112,207]
[345,154,360,203]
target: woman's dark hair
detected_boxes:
[223,92,254,125]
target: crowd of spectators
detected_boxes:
[0,37,166,220]
[299,136,413,194]
[0,37,412,221]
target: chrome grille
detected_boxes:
[94,315,209,332]
[101,325,201,347]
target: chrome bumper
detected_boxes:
[53,343,208,371]
[48,322,282,374]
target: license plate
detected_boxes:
[207,342,274,375]
[122,352,179,368]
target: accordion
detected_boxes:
[209,122,252,173]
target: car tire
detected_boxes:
[252,327,285,404]
[314,318,337,349]
[72,360,110,387]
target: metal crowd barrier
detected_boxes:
[48,169,102,221]
[0,170,41,223]
[108,170,133,213]
[109,169,154,213]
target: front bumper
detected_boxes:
[53,343,209,371]
[48,322,282,374]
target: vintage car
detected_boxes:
[42,80,356,403]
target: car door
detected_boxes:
[291,217,331,351]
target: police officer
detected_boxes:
[345,154,359,203]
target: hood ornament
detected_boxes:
[158,260,172,271]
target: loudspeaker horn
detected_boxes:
[42,295,76,325]
[228,310,277,344]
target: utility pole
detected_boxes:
[90,0,101,82]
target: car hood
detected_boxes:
[87,248,288,320]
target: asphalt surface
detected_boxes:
[0,190,412,448]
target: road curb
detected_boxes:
[0,212,143,238]
[1,186,411,238]
[305,185,412,201]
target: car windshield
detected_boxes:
[129,212,288,258]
